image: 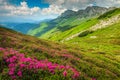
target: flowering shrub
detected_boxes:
[0,47,80,80]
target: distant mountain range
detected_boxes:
[0,19,51,34]
[0,22,39,34]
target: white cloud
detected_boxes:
[45,0,93,10]
[0,1,66,21]
[45,0,120,11]
[41,4,66,15]
[12,2,40,16]
[0,1,40,16]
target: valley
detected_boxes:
[0,5,120,80]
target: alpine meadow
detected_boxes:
[0,0,120,80]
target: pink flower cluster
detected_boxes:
[0,47,80,79]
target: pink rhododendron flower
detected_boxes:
[19,64,26,69]
[91,78,96,80]
[9,67,15,75]
[8,63,16,68]
[72,72,79,79]
[1,47,80,79]
[17,70,22,77]
[59,65,65,69]
[63,70,67,77]
[48,65,56,70]
[11,75,16,79]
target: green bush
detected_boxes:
[78,30,93,37]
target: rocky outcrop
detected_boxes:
[90,14,120,31]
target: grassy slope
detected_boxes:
[67,20,120,54]
[47,18,98,41]
[28,16,92,40]
[0,26,120,80]
[46,8,120,41]
[28,8,120,41]
[64,9,120,80]
[28,7,110,39]
[65,21,120,79]
[43,8,120,79]
[28,22,48,36]
[40,8,120,41]
[66,8,120,51]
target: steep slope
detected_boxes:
[28,6,108,38]
[28,22,56,36]
[0,26,120,80]
[64,8,120,63]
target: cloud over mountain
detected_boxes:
[0,0,120,22]
[45,0,120,10]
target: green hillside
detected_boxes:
[28,22,48,36]
[28,16,86,38]
[67,20,120,54]
[1,26,120,80]
[44,8,120,41]
[28,6,108,39]
[46,18,98,41]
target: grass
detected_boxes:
[38,17,85,39]
[47,18,98,41]
[67,20,120,51]
[28,22,48,36]
[0,23,120,80]
[64,21,120,80]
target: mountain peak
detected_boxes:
[85,6,107,10]
[82,6,108,17]
[86,6,104,8]
[64,10,75,13]
[58,10,76,18]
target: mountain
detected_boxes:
[50,8,120,41]
[59,6,108,19]
[0,26,120,80]
[58,10,77,18]
[83,6,108,16]
[28,6,109,38]
[65,8,120,52]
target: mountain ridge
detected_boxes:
[28,6,110,38]
[59,6,108,19]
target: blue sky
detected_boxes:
[7,0,49,8]
[0,0,120,23]
[0,0,66,22]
